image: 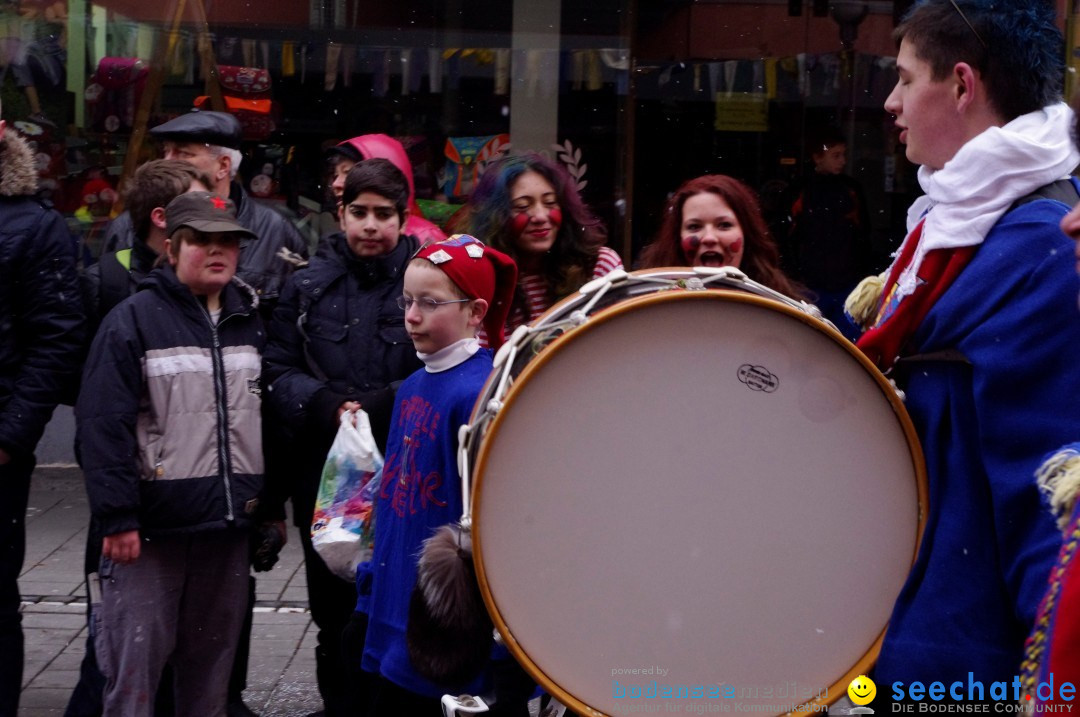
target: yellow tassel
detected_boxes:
[844,272,887,330]
[1035,448,1080,531]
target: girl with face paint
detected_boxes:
[459,152,623,341]
[639,174,806,300]
[678,192,745,269]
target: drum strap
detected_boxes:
[895,349,970,365]
[885,179,1077,374]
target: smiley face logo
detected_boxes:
[847,675,876,706]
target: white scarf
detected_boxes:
[893,102,1078,300]
[418,337,480,373]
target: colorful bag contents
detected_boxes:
[310,409,384,581]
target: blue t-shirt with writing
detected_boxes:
[360,348,493,697]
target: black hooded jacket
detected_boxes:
[0,131,85,457]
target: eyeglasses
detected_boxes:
[948,0,987,50]
[397,295,470,313]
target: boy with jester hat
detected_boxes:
[843,0,1080,687]
[352,234,531,714]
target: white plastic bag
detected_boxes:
[310,409,383,580]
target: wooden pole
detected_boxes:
[189,0,226,112]
[117,0,223,206]
[117,0,188,201]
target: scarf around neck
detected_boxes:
[857,102,1078,371]
[897,102,1078,297]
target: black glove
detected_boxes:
[251,522,286,572]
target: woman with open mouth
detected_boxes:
[638,174,805,299]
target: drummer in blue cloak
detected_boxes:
[842,0,1080,689]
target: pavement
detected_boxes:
[18,466,324,717]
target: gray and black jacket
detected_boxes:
[76,264,265,538]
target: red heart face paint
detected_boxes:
[547,207,563,231]
[679,192,745,269]
[510,212,530,237]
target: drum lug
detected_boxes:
[508,323,530,346]
[682,277,706,291]
[578,268,627,296]
[493,338,515,369]
[487,398,503,414]
[440,694,490,716]
[888,378,907,402]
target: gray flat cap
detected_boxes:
[150,111,243,149]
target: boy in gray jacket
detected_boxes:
[77,192,267,717]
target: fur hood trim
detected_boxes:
[0,132,39,197]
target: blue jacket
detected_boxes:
[77,266,265,538]
[877,192,1080,685]
[0,132,84,457]
[263,232,423,524]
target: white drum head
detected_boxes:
[472,291,925,716]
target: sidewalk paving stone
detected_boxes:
[19,468,325,716]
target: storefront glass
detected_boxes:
[0,0,1069,270]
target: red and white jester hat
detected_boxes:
[414,234,518,350]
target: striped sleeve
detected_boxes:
[479,249,624,346]
[592,246,624,279]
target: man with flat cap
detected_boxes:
[101,110,308,317]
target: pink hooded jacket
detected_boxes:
[337,134,447,244]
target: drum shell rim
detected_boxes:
[470,289,928,717]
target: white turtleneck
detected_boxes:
[417,337,480,373]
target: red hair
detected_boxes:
[638,174,805,299]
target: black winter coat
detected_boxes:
[0,132,85,457]
[263,232,422,525]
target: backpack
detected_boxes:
[84,58,149,133]
[195,65,278,141]
[97,248,133,317]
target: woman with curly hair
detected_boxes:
[461,152,623,337]
[638,174,805,299]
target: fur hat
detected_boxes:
[415,234,518,349]
[406,524,494,685]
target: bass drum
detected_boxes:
[461,268,926,716]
